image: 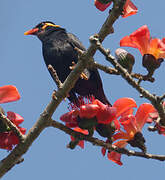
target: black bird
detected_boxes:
[24,21,110,106]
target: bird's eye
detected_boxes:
[35,23,45,29]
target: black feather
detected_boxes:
[33,22,111,106]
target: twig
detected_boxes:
[131,73,155,83]
[50,120,165,161]
[48,65,63,89]
[94,62,155,82]
[93,62,119,75]
[0,113,25,142]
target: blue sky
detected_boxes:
[1,0,165,179]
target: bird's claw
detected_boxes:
[70,61,89,80]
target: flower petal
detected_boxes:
[120,115,137,136]
[120,25,150,56]
[71,128,88,149]
[146,112,158,123]
[108,140,127,165]
[156,123,165,135]
[0,132,19,150]
[158,39,165,58]
[113,131,130,141]
[122,0,138,18]
[73,127,89,135]
[79,104,100,119]
[148,38,165,59]
[108,151,123,165]
[120,36,138,49]
[113,97,137,118]
[114,119,120,131]
[19,127,26,135]
[97,107,117,124]
[93,99,117,124]
[60,110,78,123]
[135,103,155,131]
[7,112,24,126]
[0,85,20,104]
[94,0,112,11]
[101,147,106,156]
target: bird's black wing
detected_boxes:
[67,33,86,51]
[67,33,111,105]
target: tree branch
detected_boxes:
[93,61,155,82]
[89,35,165,126]
[50,120,165,162]
[93,61,119,75]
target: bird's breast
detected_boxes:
[42,41,78,82]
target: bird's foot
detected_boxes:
[69,61,89,80]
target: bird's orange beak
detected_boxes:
[24,28,39,35]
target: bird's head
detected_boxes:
[24,21,61,40]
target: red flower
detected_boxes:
[0,85,26,150]
[94,0,112,11]
[147,101,165,135]
[60,97,118,148]
[0,85,20,104]
[120,25,165,59]
[0,112,26,150]
[60,98,117,126]
[94,0,137,18]
[60,110,78,128]
[120,25,165,72]
[102,102,155,165]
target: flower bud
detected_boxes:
[94,0,112,11]
[77,116,97,130]
[115,48,135,73]
[142,54,164,74]
[128,132,146,153]
[96,121,116,138]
